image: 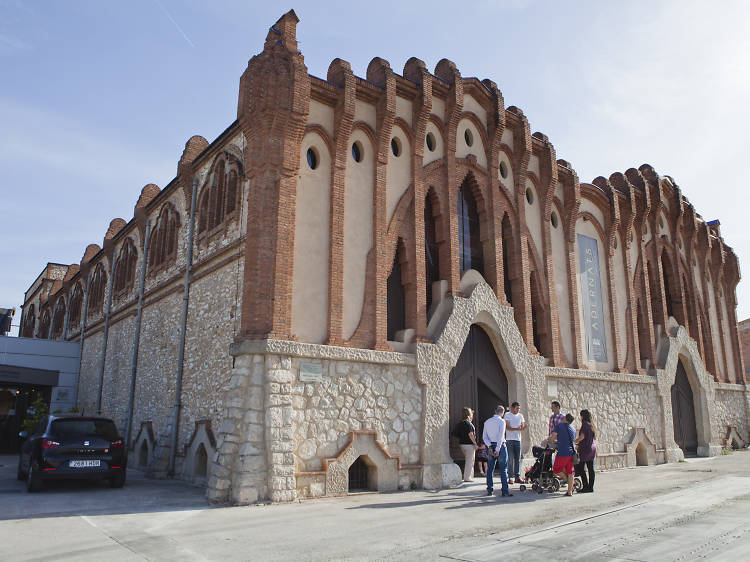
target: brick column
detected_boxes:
[238,11,310,341]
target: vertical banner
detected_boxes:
[577,234,608,362]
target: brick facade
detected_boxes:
[18,11,748,503]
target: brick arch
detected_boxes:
[51,297,66,339]
[457,171,486,277]
[391,118,414,148]
[427,113,446,140]
[38,305,51,339]
[350,121,378,151]
[113,237,138,299]
[87,262,108,318]
[21,304,35,338]
[457,112,489,153]
[302,124,334,157]
[67,282,84,333]
[660,246,683,326]
[196,150,244,240]
[148,202,181,276]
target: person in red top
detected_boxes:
[548,401,565,435]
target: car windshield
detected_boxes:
[50,419,119,440]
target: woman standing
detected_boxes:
[574,409,597,493]
[454,407,478,482]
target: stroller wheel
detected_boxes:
[519,485,526,492]
[573,477,583,492]
[550,479,561,493]
[531,483,539,492]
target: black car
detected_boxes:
[17,414,127,492]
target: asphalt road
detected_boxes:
[0,451,749,561]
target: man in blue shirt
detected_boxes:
[546,412,577,496]
[482,405,512,497]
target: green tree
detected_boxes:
[21,397,49,433]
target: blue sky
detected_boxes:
[2,0,749,334]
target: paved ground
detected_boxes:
[0,451,749,561]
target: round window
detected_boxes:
[464,129,473,147]
[525,187,534,205]
[499,161,508,179]
[306,147,318,170]
[550,212,558,229]
[352,141,363,163]
[426,132,436,152]
[391,137,402,157]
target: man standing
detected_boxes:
[549,401,565,435]
[546,412,577,496]
[504,402,527,484]
[482,405,513,497]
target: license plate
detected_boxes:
[70,460,101,468]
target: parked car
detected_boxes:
[17,414,127,492]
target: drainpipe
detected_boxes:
[75,272,93,411]
[168,176,198,476]
[62,293,71,341]
[96,253,118,414]
[125,218,151,447]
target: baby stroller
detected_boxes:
[519,445,582,494]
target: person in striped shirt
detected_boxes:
[549,401,565,435]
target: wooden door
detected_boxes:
[671,361,698,455]
[449,325,508,462]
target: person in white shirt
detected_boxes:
[503,402,527,484]
[482,405,512,497]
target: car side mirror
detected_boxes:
[18,431,28,439]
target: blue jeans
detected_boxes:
[506,440,521,479]
[486,442,508,494]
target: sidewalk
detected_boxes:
[1,451,748,561]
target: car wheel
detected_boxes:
[17,456,27,481]
[109,469,126,488]
[27,461,43,493]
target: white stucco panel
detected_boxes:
[423,121,445,166]
[343,130,375,340]
[462,94,487,128]
[524,179,543,261]
[386,126,412,226]
[308,101,335,137]
[551,214,572,364]
[455,118,487,168]
[431,97,446,122]
[354,100,377,130]
[395,96,413,128]
[292,133,332,344]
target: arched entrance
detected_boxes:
[671,360,698,456]
[449,324,508,464]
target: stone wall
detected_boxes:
[713,385,750,444]
[290,357,422,472]
[548,369,662,455]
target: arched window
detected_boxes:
[51,298,66,339]
[68,283,83,331]
[38,307,51,339]
[148,203,180,274]
[457,181,483,275]
[661,251,683,325]
[88,264,107,317]
[197,157,242,237]
[113,238,138,297]
[387,238,407,341]
[647,259,662,326]
[682,272,696,341]
[424,192,440,312]
[636,297,650,367]
[21,304,35,338]
[501,214,513,306]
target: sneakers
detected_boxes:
[502,491,514,497]
[486,490,493,496]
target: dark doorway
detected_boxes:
[449,325,508,464]
[0,384,52,453]
[348,456,376,492]
[671,360,698,456]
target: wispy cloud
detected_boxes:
[0,32,30,55]
[153,0,195,48]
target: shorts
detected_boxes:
[553,455,575,475]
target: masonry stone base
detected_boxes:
[205,282,750,505]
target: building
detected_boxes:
[18,11,748,503]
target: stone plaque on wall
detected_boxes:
[299,362,323,382]
[577,233,608,362]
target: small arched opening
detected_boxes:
[194,443,208,478]
[457,179,483,276]
[635,443,648,466]
[387,238,407,341]
[348,455,377,492]
[138,440,149,468]
[501,214,514,306]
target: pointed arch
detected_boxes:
[51,298,66,339]
[113,237,138,298]
[21,304,35,338]
[501,213,515,306]
[88,263,107,317]
[148,202,181,275]
[387,238,407,341]
[38,306,51,339]
[457,174,484,275]
[68,282,84,333]
[424,189,441,313]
